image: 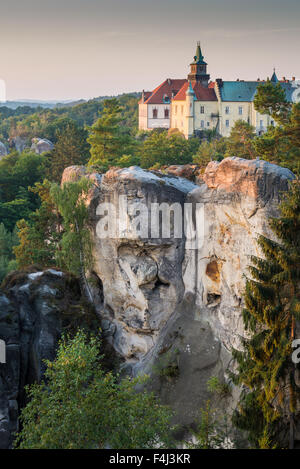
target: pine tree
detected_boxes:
[253,80,291,124]
[47,122,90,182]
[50,178,94,303]
[87,98,135,170]
[14,180,62,268]
[232,179,300,448]
[225,120,257,159]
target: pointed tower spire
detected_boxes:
[271,68,279,83]
[188,41,210,86]
[193,41,206,65]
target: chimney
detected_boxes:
[292,77,296,81]
[257,78,260,81]
[142,90,145,103]
[237,78,239,81]
[282,77,286,81]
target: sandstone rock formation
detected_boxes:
[31,137,54,154]
[0,268,96,448]
[61,157,294,435]
[0,157,294,447]
[8,136,28,153]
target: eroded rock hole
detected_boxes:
[207,293,221,306]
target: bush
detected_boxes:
[14,330,174,449]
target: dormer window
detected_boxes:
[163,94,170,104]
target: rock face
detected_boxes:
[0,141,8,159]
[31,138,54,154]
[8,136,28,153]
[62,157,294,434]
[0,268,85,448]
[0,157,294,447]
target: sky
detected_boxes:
[0,0,299,101]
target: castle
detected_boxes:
[138,43,300,139]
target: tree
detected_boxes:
[193,137,226,169]
[254,80,291,124]
[225,120,257,159]
[253,103,300,171]
[0,223,18,282]
[140,130,199,168]
[231,179,300,448]
[0,151,46,231]
[87,98,135,169]
[14,180,62,268]
[47,122,90,182]
[14,330,173,449]
[50,178,94,303]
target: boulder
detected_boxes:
[0,269,85,448]
[8,136,28,153]
[31,138,54,154]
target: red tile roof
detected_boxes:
[173,81,217,101]
[138,92,152,104]
[144,79,187,105]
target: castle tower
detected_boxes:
[187,41,210,87]
[185,81,195,139]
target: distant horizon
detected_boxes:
[1,0,299,101]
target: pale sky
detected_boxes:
[0,0,299,101]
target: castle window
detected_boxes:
[207,122,210,127]
[152,108,158,119]
[164,108,169,118]
[200,106,205,114]
[239,106,243,115]
[225,106,230,114]
[201,120,205,128]
[226,119,230,127]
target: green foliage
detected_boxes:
[50,178,94,302]
[14,180,62,268]
[117,154,141,168]
[46,122,90,182]
[187,401,232,449]
[0,223,18,282]
[253,103,300,171]
[87,99,136,169]
[207,376,231,397]
[193,137,226,168]
[225,120,257,159]
[14,330,174,449]
[232,179,300,448]
[254,80,291,124]
[140,130,199,168]
[0,151,46,231]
